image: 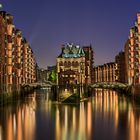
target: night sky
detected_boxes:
[1,0,140,68]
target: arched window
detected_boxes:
[68,61,71,67]
[75,61,79,66]
[72,61,75,66]
[59,61,63,66]
[64,61,67,66]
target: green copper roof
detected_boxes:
[62,43,85,58]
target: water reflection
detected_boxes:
[0,89,140,140]
[2,102,36,140]
[0,125,2,140]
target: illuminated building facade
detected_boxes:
[83,46,94,84]
[36,68,48,82]
[93,62,117,83]
[115,51,125,83]
[57,43,88,85]
[124,13,140,85]
[124,39,129,84]
[57,44,94,85]
[0,11,36,93]
[22,39,36,84]
[36,66,56,82]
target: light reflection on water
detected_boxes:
[0,89,140,140]
[0,125,2,140]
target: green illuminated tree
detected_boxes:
[49,70,57,82]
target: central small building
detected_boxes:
[57,43,86,85]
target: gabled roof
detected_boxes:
[58,43,85,58]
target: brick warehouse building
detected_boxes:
[0,11,36,93]
[124,13,140,85]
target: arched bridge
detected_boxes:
[90,82,129,90]
[22,81,56,88]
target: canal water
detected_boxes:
[0,89,140,140]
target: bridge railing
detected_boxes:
[90,82,128,90]
[21,81,56,88]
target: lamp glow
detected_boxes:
[0,4,2,9]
